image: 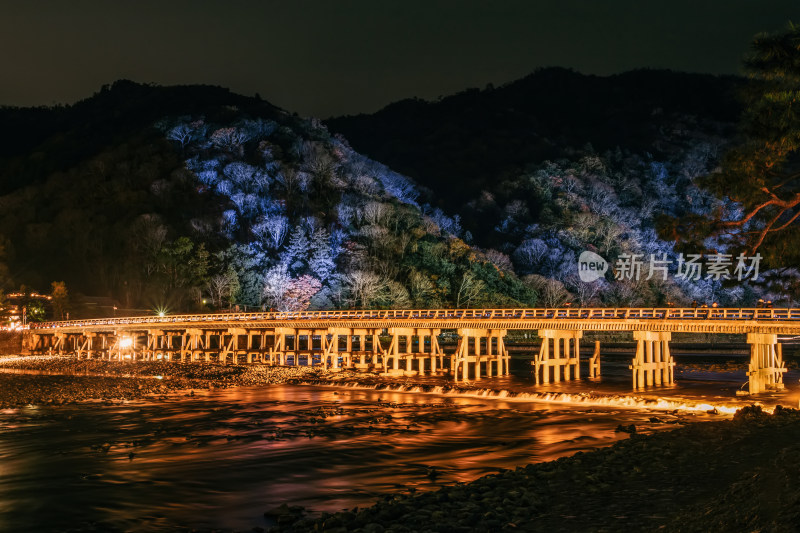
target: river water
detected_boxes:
[1,352,798,532]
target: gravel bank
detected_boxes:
[268,406,800,533]
[0,355,357,408]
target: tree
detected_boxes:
[409,269,439,307]
[51,281,68,320]
[661,24,800,262]
[167,123,193,149]
[262,264,292,311]
[157,238,209,307]
[344,270,386,308]
[282,226,309,269]
[455,271,486,308]
[283,275,322,311]
[309,228,335,281]
[210,127,251,154]
[206,267,239,309]
[253,215,289,250]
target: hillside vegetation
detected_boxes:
[0,82,535,316]
[1,68,791,319]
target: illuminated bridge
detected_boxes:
[25,307,798,394]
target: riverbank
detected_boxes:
[0,355,358,408]
[269,406,800,533]
[1,355,798,532]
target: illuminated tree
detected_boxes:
[207,267,239,309]
[253,215,289,250]
[224,162,268,194]
[282,226,310,269]
[283,275,322,311]
[309,228,335,281]
[344,270,385,308]
[167,123,193,149]
[455,271,486,308]
[262,264,294,311]
[210,127,252,154]
[409,269,439,307]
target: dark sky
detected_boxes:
[2,0,798,117]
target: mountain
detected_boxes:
[0,70,784,320]
[327,68,783,307]
[0,81,535,318]
[326,68,744,211]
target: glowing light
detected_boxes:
[119,337,133,349]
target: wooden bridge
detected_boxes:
[25,307,797,394]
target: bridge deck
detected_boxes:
[29,308,800,335]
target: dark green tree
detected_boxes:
[661,24,800,264]
[50,281,68,320]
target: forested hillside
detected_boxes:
[1,68,791,320]
[327,68,743,211]
[0,81,534,317]
[328,68,792,307]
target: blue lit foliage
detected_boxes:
[161,113,536,310]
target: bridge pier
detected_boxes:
[746,333,787,394]
[453,328,509,381]
[588,340,601,379]
[382,328,446,376]
[350,329,383,371]
[384,328,415,375]
[323,328,346,371]
[143,330,162,361]
[534,329,581,384]
[180,329,205,363]
[49,333,66,356]
[75,332,95,360]
[630,331,674,389]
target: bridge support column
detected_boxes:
[49,333,66,356]
[384,328,413,375]
[166,332,179,362]
[324,328,353,371]
[271,328,295,366]
[534,330,582,384]
[453,329,508,381]
[180,329,204,363]
[746,333,787,394]
[75,332,95,360]
[588,340,601,379]
[144,330,163,361]
[416,328,445,374]
[24,333,40,355]
[349,329,380,371]
[630,331,674,389]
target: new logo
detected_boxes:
[578,251,608,282]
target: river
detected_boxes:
[0,351,797,532]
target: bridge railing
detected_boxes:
[27,307,800,331]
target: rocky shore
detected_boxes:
[0,355,356,409]
[269,406,800,533]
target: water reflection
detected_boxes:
[0,351,797,532]
[0,385,682,532]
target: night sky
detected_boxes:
[2,0,798,117]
